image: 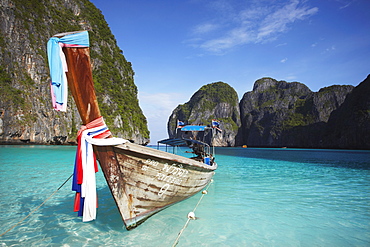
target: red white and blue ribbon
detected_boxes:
[47,31,89,111]
[72,116,127,222]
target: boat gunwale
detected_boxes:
[111,142,217,172]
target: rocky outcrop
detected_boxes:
[0,0,149,144]
[168,82,241,146]
[238,77,354,148]
[323,75,370,149]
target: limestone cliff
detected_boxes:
[0,0,149,144]
[168,82,241,146]
[239,77,354,148]
[323,75,370,149]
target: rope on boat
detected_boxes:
[172,179,214,247]
[0,174,73,237]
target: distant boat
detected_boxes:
[47,31,217,230]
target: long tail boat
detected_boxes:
[47,31,217,230]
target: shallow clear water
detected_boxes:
[0,145,369,246]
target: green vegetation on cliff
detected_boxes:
[0,66,24,107]
[282,98,315,129]
[0,0,149,143]
[175,81,238,123]
[197,81,238,107]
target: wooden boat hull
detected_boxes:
[95,142,216,229]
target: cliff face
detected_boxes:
[323,75,370,149]
[168,82,241,146]
[0,0,149,144]
[239,77,354,148]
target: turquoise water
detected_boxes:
[0,145,369,246]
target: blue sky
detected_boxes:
[89,0,370,144]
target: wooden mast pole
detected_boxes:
[63,46,101,125]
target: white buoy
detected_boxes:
[187,212,196,220]
[202,190,208,194]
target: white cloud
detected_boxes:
[276,42,288,47]
[337,0,355,9]
[189,0,318,53]
[322,45,336,54]
[139,92,187,118]
[281,58,288,63]
[138,92,189,142]
[327,45,336,51]
[200,26,253,52]
[192,23,220,35]
[256,0,318,41]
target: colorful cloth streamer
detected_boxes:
[72,116,127,222]
[47,31,90,111]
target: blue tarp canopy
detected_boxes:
[158,138,209,147]
[181,125,208,131]
[157,138,187,146]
